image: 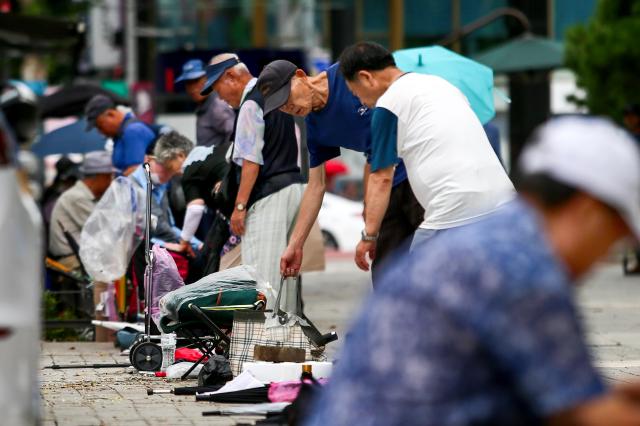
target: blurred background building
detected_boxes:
[0,0,600,172]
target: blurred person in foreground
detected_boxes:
[306,116,640,426]
[84,94,156,176]
[0,82,43,425]
[201,53,304,306]
[175,59,235,148]
[257,59,423,285]
[48,151,116,270]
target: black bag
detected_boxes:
[197,354,233,387]
[214,142,240,217]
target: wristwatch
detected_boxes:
[235,202,246,211]
[361,229,379,242]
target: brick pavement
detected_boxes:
[40,260,640,425]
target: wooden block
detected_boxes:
[253,345,305,363]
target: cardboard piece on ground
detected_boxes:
[253,345,306,363]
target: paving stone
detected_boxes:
[41,261,640,424]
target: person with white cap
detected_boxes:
[174,59,235,148]
[49,151,117,270]
[306,115,640,426]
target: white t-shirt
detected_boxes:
[371,72,514,229]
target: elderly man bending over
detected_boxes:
[200,53,304,308]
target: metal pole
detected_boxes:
[389,0,404,51]
[451,0,461,52]
[253,0,267,48]
[125,0,138,88]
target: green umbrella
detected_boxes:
[473,33,564,74]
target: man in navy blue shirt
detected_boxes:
[85,94,156,176]
[305,116,640,426]
[257,60,423,284]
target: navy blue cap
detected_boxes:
[174,59,206,83]
[200,57,241,96]
[84,94,115,131]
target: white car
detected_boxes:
[318,192,364,252]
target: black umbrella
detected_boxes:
[195,386,270,403]
[39,84,129,119]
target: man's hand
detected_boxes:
[281,244,304,277]
[178,239,196,258]
[230,209,247,236]
[355,240,376,271]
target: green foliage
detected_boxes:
[22,0,91,17]
[43,291,82,341]
[565,0,640,122]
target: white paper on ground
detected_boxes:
[242,361,333,384]
[198,370,265,396]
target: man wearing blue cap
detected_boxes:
[175,59,235,148]
[201,53,304,310]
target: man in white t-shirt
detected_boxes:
[338,42,515,271]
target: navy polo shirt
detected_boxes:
[305,63,407,186]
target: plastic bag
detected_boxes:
[159,265,266,322]
[79,177,145,282]
[146,245,184,327]
[165,361,203,379]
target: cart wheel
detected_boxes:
[131,341,163,372]
[128,335,146,365]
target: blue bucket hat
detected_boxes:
[174,59,206,83]
[200,57,241,96]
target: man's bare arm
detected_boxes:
[363,165,394,236]
[235,159,260,207]
[230,159,260,236]
[280,165,326,276]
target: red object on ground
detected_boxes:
[175,347,206,363]
[324,159,349,178]
[155,371,167,377]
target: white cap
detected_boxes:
[519,115,640,240]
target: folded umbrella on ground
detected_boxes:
[195,386,270,403]
[202,402,290,416]
[147,384,224,396]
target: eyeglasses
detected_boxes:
[357,105,369,116]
